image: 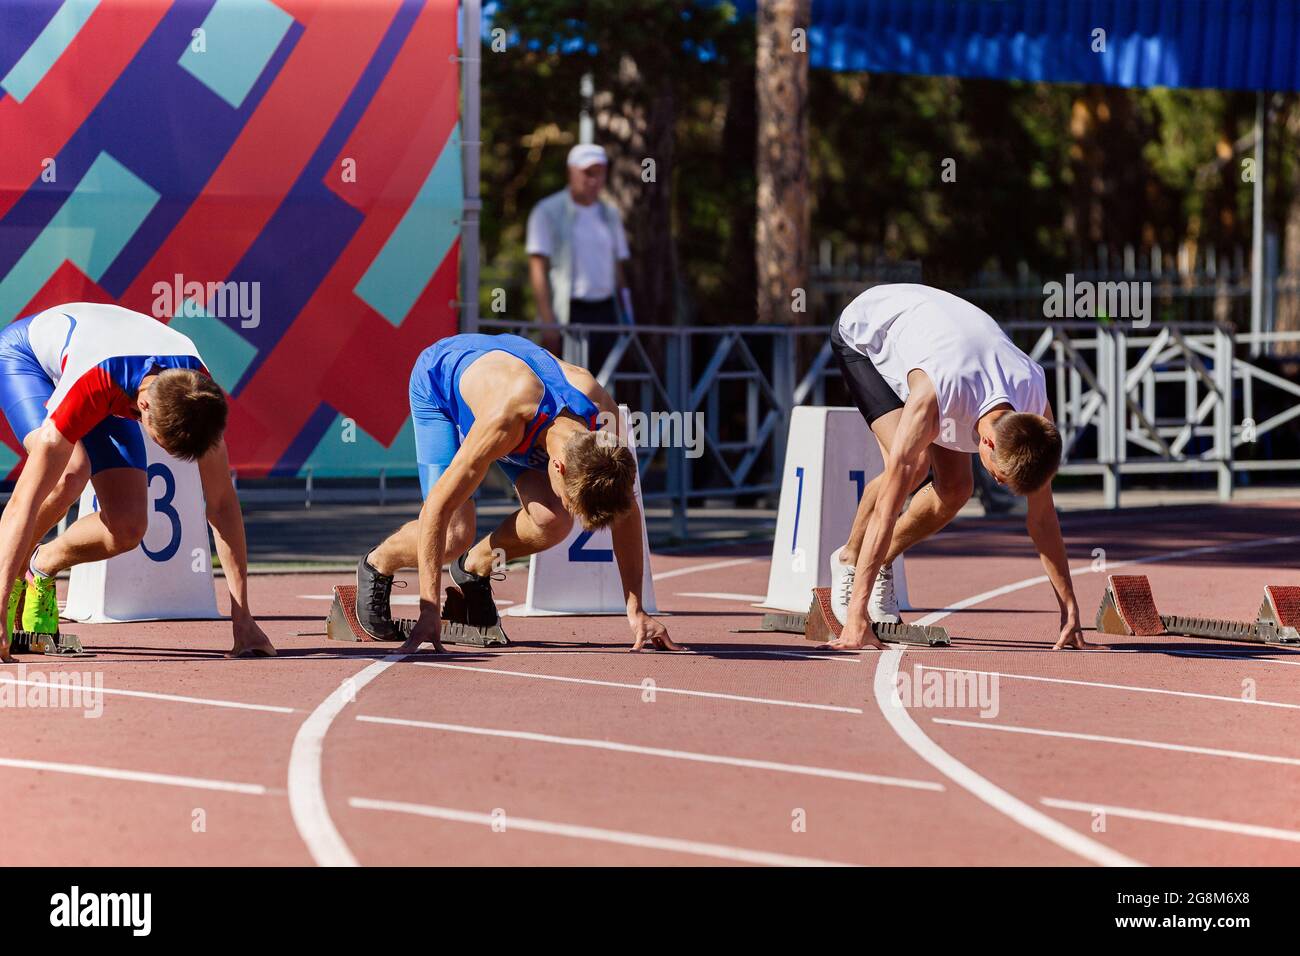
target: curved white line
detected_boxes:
[872,532,1299,867]
[874,650,1140,867]
[288,654,406,867]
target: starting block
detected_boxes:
[10,629,85,656]
[1095,575,1300,645]
[759,588,950,646]
[325,584,509,647]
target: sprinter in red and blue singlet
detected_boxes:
[0,303,274,660]
[355,333,675,653]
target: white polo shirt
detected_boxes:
[526,197,629,301]
[836,284,1047,453]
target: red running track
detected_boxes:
[1,501,1297,866]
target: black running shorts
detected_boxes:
[830,319,905,426]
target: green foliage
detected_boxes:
[479,6,1286,322]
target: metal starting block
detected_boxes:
[10,629,85,656]
[1095,574,1300,646]
[325,584,509,647]
[758,589,950,646]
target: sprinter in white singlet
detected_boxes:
[824,284,1087,651]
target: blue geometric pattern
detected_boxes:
[178,0,294,109]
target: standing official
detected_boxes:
[526,144,632,372]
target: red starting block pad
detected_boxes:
[1095,575,1300,645]
[325,585,508,647]
[790,588,949,646]
[1095,575,1166,636]
[1260,586,1300,631]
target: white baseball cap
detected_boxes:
[567,143,608,168]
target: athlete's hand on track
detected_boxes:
[0,631,14,664]
[629,612,681,652]
[400,604,446,654]
[823,618,888,651]
[229,617,277,658]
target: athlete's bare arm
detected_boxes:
[197,439,275,658]
[1023,403,1090,650]
[556,361,679,651]
[0,423,74,661]
[828,370,940,651]
[401,365,538,652]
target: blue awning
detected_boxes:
[794,0,1300,92]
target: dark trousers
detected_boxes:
[567,297,621,375]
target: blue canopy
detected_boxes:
[788,0,1300,92]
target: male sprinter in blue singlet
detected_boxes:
[357,333,676,653]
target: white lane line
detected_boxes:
[467,648,857,663]
[1042,798,1300,844]
[348,797,851,867]
[408,661,863,714]
[915,664,1300,711]
[298,594,514,607]
[0,674,293,713]
[874,651,1139,867]
[910,534,1300,629]
[871,532,1300,867]
[676,592,766,603]
[933,717,1300,767]
[356,715,942,792]
[288,655,407,867]
[652,557,758,581]
[0,756,265,794]
[1167,650,1300,666]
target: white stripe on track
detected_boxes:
[909,534,1300,629]
[651,557,757,581]
[871,532,1300,867]
[676,592,766,603]
[0,674,292,713]
[297,594,514,607]
[408,661,863,714]
[934,717,1300,767]
[915,664,1300,710]
[348,797,851,866]
[288,655,407,866]
[1167,649,1300,666]
[0,756,264,794]
[874,651,1140,867]
[1041,797,1300,844]
[355,714,942,791]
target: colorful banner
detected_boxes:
[0,0,462,478]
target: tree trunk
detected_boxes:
[1278,97,1300,355]
[756,0,810,325]
[596,55,677,327]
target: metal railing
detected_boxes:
[479,317,1300,524]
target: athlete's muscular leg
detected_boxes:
[34,467,148,573]
[840,409,931,564]
[462,469,572,576]
[17,439,91,566]
[882,445,974,563]
[367,499,477,576]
